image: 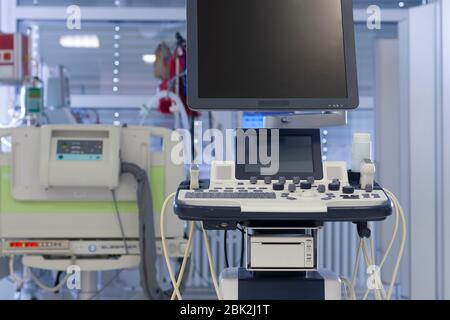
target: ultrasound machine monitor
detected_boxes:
[187,0,358,111]
[235,129,323,180]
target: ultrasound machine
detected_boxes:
[164,0,405,300]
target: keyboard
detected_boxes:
[185,192,277,199]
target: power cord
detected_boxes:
[224,230,229,269]
[27,256,76,293]
[240,231,245,268]
[89,270,123,300]
[29,268,71,293]
[111,190,129,255]
[9,255,28,288]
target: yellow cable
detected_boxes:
[384,189,407,300]
[370,236,385,300]
[341,277,356,300]
[160,192,182,300]
[357,188,407,301]
[350,239,363,287]
[171,221,195,300]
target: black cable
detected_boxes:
[224,230,230,269]
[208,112,213,130]
[240,231,245,268]
[111,190,129,255]
[89,271,123,301]
[53,271,63,294]
[190,116,195,160]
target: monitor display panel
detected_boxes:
[187,0,358,111]
[235,129,323,179]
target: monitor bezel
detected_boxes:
[187,0,359,111]
[235,129,324,180]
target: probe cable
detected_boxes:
[348,189,406,300]
[170,221,195,300]
[160,189,222,300]
[160,192,197,300]
[160,192,183,299]
[383,189,407,300]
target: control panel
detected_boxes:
[177,160,388,214]
[2,240,140,256]
[175,129,392,226]
[39,125,121,189]
[56,140,103,161]
[174,161,392,228]
[4,240,70,254]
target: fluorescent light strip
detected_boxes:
[142,54,156,64]
[59,35,100,49]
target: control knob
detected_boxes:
[300,181,312,190]
[273,183,285,191]
[288,184,296,193]
[343,186,355,194]
[328,179,341,191]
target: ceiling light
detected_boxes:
[59,35,100,48]
[142,54,156,64]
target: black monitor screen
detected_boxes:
[235,129,323,179]
[197,0,347,100]
[244,136,314,174]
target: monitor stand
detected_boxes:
[264,111,347,129]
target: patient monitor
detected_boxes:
[39,126,121,189]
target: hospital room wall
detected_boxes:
[375,0,450,299]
